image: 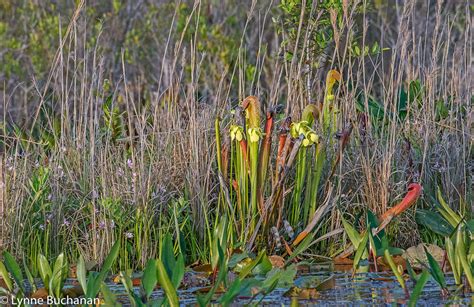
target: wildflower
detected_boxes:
[283,220,294,239]
[98,221,107,230]
[39,224,45,231]
[117,167,124,177]
[230,125,244,142]
[125,232,134,239]
[63,219,71,227]
[247,127,262,143]
[127,159,134,169]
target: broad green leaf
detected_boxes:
[384,249,406,290]
[415,209,454,236]
[252,253,272,276]
[424,247,446,289]
[38,254,52,287]
[101,283,118,306]
[406,261,418,283]
[120,271,144,307]
[3,252,24,292]
[142,259,158,299]
[0,261,13,291]
[157,259,179,307]
[408,270,430,307]
[239,250,265,279]
[100,240,120,276]
[456,226,474,289]
[50,253,67,297]
[445,237,461,285]
[353,231,369,271]
[161,233,176,279]
[171,253,185,289]
[219,279,242,306]
[76,256,87,296]
[341,214,361,247]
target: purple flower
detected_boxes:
[63,219,71,227]
[98,221,106,230]
[127,159,134,169]
[125,232,134,239]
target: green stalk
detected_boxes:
[456,226,474,289]
[291,147,307,226]
[249,140,259,231]
[309,143,325,218]
[215,118,224,215]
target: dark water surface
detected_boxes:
[101,267,473,306]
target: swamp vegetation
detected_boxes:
[0,0,472,305]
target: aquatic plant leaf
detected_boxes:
[366,210,387,254]
[341,214,361,248]
[142,259,158,299]
[406,261,418,283]
[415,209,454,237]
[455,226,474,289]
[38,254,52,288]
[424,247,446,289]
[157,259,179,307]
[76,256,88,297]
[100,240,120,278]
[50,253,67,297]
[252,253,273,276]
[0,261,13,292]
[228,252,249,269]
[239,250,265,279]
[408,270,430,307]
[2,251,25,293]
[171,254,185,289]
[445,237,461,285]
[353,231,369,271]
[161,233,176,278]
[384,249,406,290]
[101,282,118,306]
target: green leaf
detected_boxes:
[406,261,418,283]
[142,259,158,299]
[445,237,461,285]
[100,240,120,277]
[157,259,179,307]
[171,254,185,289]
[239,250,265,279]
[455,226,474,289]
[50,253,67,297]
[353,231,369,271]
[252,253,273,276]
[161,233,176,279]
[408,270,430,306]
[384,249,406,290]
[2,252,24,292]
[0,261,13,292]
[424,247,446,289]
[101,283,118,306]
[415,209,454,236]
[76,256,87,296]
[37,254,52,288]
[341,214,361,247]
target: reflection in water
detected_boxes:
[100,268,473,305]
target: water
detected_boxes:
[101,267,473,306]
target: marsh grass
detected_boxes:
[0,0,471,271]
